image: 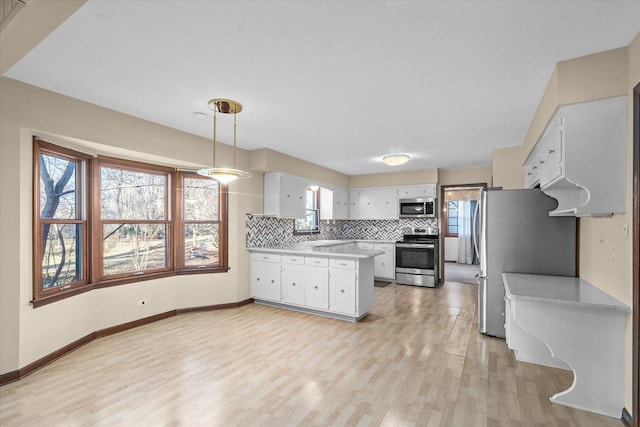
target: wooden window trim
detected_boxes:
[33,138,91,301]
[444,200,458,238]
[174,172,228,272]
[32,139,230,308]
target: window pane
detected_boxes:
[183,177,219,221]
[40,153,77,219]
[448,225,458,235]
[184,223,219,267]
[41,223,82,289]
[449,218,458,226]
[305,189,316,209]
[103,224,167,275]
[101,167,166,220]
[295,209,319,232]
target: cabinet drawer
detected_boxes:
[330,258,356,270]
[283,255,304,265]
[305,256,329,267]
[374,243,394,252]
[251,253,282,263]
[357,242,374,250]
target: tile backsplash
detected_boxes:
[245,214,438,247]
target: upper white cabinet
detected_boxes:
[320,186,349,220]
[524,96,626,216]
[264,172,307,218]
[398,184,436,199]
[351,188,398,220]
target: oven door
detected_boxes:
[395,243,435,274]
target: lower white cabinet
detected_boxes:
[329,266,356,315]
[373,243,395,280]
[249,250,374,321]
[305,265,329,310]
[250,253,282,302]
[281,255,306,306]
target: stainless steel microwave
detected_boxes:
[399,198,437,218]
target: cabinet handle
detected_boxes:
[257,277,260,281]
[314,286,318,289]
[292,283,296,286]
[340,289,345,293]
[527,172,532,176]
[532,166,537,170]
[287,194,291,198]
[548,149,555,154]
[539,160,544,164]
[271,280,274,283]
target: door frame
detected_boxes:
[439,183,487,280]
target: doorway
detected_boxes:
[631,81,639,427]
[440,183,486,284]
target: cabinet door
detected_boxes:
[374,245,395,279]
[358,190,378,219]
[539,116,564,187]
[329,269,356,315]
[281,264,306,305]
[333,188,349,220]
[377,189,398,219]
[305,267,329,310]
[251,261,281,301]
[281,176,307,218]
[348,190,360,219]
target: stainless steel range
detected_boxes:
[395,227,439,287]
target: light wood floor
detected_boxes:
[0,280,625,426]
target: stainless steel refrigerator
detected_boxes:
[474,188,576,338]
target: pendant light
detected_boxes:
[197,98,252,183]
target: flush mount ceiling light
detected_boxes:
[382,153,411,166]
[197,98,252,184]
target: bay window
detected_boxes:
[32,137,229,306]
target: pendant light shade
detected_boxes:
[197,98,252,182]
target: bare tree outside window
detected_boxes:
[39,152,84,290]
[100,164,169,277]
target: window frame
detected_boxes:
[32,138,230,307]
[33,139,91,301]
[294,187,320,234]
[174,171,228,274]
[445,200,459,237]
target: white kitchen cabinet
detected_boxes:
[320,186,349,220]
[377,189,398,219]
[281,256,306,306]
[397,184,436,199]
[355,188,397,219]
[329,266,357,316]
[305,265,329,310]
[348,190,360,219]
[373,243,395,280]
[524,96,626,216]
[333,188,349,220]
[358,190,378,219]
[249,248,375,322]
[263,172,307,218]
[250,253,282,302]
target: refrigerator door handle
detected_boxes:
[472,201,480,258]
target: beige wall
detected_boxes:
[249,148,350,188]
[0,77,263,373]
[492,146,523,189]
[438,166,491,187]
[349,169,439,188]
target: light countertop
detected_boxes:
[502,272,630,312]
[246,240,387,259]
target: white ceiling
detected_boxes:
[4,0,640,175]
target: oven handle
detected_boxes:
[396,243,435,249]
